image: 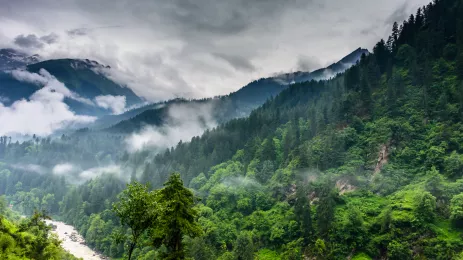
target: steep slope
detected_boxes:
[3,0,463,259]
[0,57,143,116]
[0,48,40,70]
[26,59,142,106]
[216,47,368,116]
[111,0,463,258]
[105,48,367,132]
[0,71,38,105]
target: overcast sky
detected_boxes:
[0,0,430,102]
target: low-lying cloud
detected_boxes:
[52,163,128,183]
[9,163,46,174]
[80,165,124,181]
[0,69,96,136]
[52,163,76,175]
[126,102,217,152]
[297,55,323,72]
[11,69,94,105]
[95,95,126,114]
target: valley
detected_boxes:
[1,0,463,259]
[46,220,105,260]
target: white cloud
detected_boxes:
[9,164,46,174]
[79,165,125,181]
[52,163,76,175]
[94,95,126,114]
[11,68,94,105]
[0,0,430,102]
[11,69,49,85]
[52,163,128,183]
[126,102,217,152]
[0,69,96,136]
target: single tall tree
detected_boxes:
[151,173,202,260]
[294,183,313,245]
[113,182,157,260]
[316,181,336,238]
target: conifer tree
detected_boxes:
[151,173,202,260]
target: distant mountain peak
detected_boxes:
[270,47,369,86]
[337,47,369,64]
[69,59,111,70]
[0,48,41,70]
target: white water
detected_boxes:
[46,220,107,260]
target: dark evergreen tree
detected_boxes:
[294,183,312,245]
[151,173,202,260]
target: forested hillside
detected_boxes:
[0,198,79,260]
[2,0,463,259]
[105,48,366,133]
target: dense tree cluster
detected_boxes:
[0,205,78,260]
[2,0,463,259]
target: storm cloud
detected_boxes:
[0,0,430,102]
[13,33,59,49]
[14,34,44,49]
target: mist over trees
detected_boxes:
[3,0,463,259]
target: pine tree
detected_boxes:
[316,182,336,237]
[294,183,312,245]
[391,22,400,52]
[415,7,423,30]
[151,173,202,260]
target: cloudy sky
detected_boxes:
[0,0,429,101]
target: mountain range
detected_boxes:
[0,48,40,70]
[0,49,142,116]
[95,48,369,132]
[0,47,367,131]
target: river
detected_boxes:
[46,220,108,260]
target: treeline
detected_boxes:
[0,132,124,168]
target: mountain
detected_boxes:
[26,59,142,107]
[2,0,463,259]
[102,48,368,132]
[273,47,369,84]
[229,47,368,114]
[0,54,143,116]
[0,48,40,70]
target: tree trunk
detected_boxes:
[128,242,136,260]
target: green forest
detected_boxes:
[3,0,463,259]
[0,198,79,260]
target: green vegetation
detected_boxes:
[0,204,79,260]
[2,0,463,259]
[112,174,202,259]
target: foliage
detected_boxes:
[151,173,202,259]
[2,0,463,259]
[0,211,79,260]
[113,182,157,260]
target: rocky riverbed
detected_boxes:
[46,220,108,260]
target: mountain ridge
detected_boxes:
[102,47,369,132]
[0,54,143,117]
[0,48,41,70]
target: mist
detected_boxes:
[52,163,129,184]
[94,95,126,115]
[0,69,96,136]
[126,102,217,152]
